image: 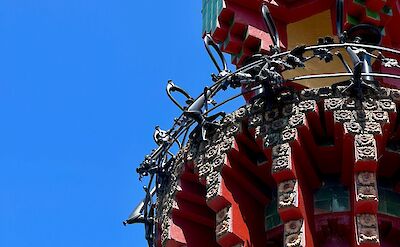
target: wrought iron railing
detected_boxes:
[124,2,400,246]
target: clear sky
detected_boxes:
[0,1,243,246]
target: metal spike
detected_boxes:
[123,187,156,226]
[335,51,352,73]
[336,0,344,41]
[261,4,280,52]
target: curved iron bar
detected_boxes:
[124,179,157,226]
[336,0,344,40]
[305,43,400,56]
[265,42,400,62]
[261,4,280,52]
[203,33,229,73]
[288,72,400,82]
[166,80,194,111]
[203,42,400,96]
[143,174,155,246]
[205,85,263,115]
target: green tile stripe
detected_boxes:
[354,0,366,6]
[378,187,400,217]
[366,8,380,20]
[202,0,224,34]
[314,184,350,213]
[382,5,392,16]
[381,27,386,36]
[347,14,360,25]
[265,198,282,230]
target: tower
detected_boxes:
[126,1,400,246]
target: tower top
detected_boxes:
[202,0,400,87]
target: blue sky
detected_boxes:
[0,1,244,246]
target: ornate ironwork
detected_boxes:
[124,4,400,246]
